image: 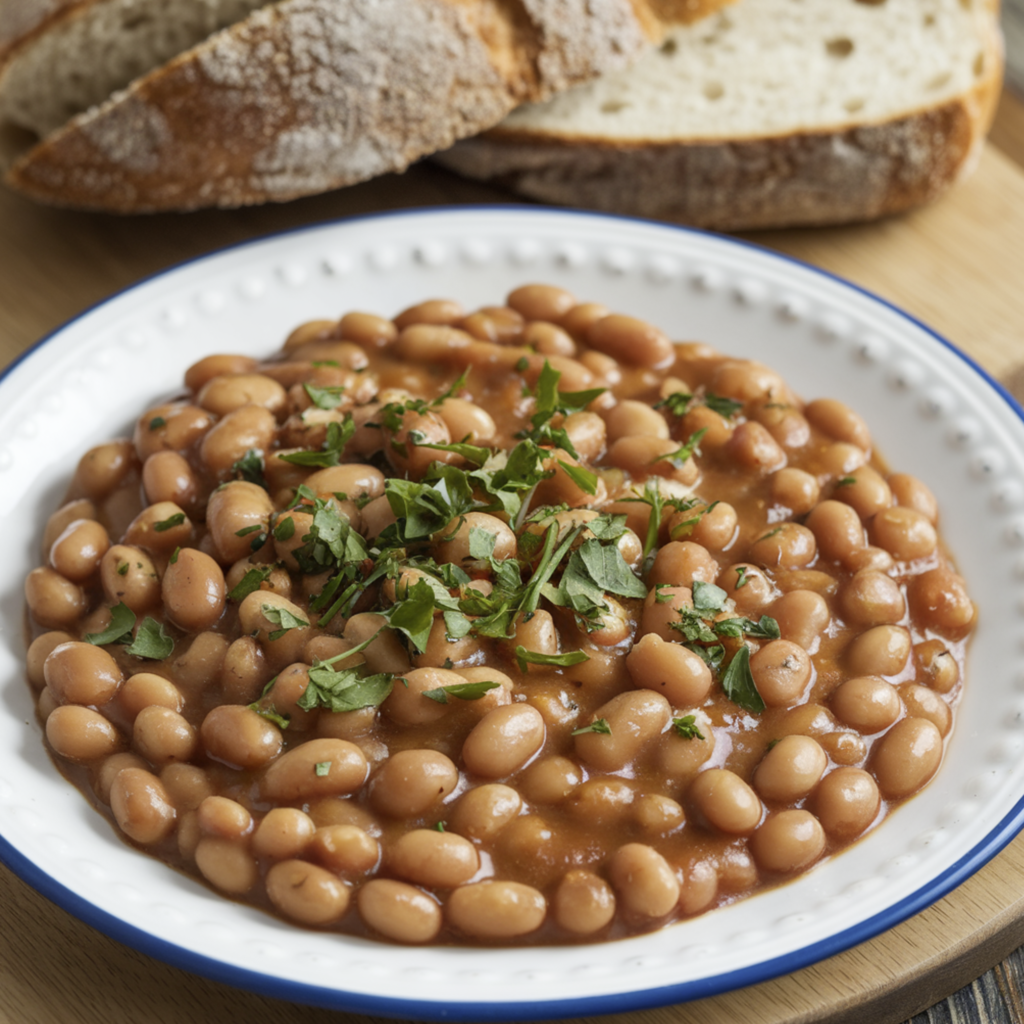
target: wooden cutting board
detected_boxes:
[1,113,1024,1024]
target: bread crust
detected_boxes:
[436,7,1004,230]
[3,0,663,211]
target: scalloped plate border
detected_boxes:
[1,206,1023,1021]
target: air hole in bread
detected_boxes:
[854,0,887,6]
[844,98,866,115]
[703,82,725,101]
[927,71,952,91]
[826,38,854,58]
[660,38,678,56]
[924,13,936,26]
[600,101,630,114]
[974,52,986,77]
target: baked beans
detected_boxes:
[24,286,972,945]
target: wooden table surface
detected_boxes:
[3,41,1024,1024]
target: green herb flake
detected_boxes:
[304,383,347,410]
[836,476,857,487]
[248,703,290,730]
[231,449,266,487]
[261,604,310,641]
[734,565,750,589]
[148,416,167,431]
[572,718,612,737]
[273,516,297,542]
[116,562,129,577]
[654,392,694,417]
[297,665,394,714]
[516,646,590,672]
[422,680,501,704]
[691,580,729,613]
[658,427,708,469]
[720,645,766,714]
[153,512,186,533]
[703,393,744,419]
[228,565,274,602]
[83,602,136,646]
[169,547,180,565]
[435,821,447,832]
[314,761,331,777]
[126,617,175,660]
[672,714,706,740]
[515,356,529,372]
[279,416,355,468]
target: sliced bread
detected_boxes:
[0,0,732,212]
[0,0,266,160]
[435,0,1004,230]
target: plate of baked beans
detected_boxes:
[3,206,1023,1018]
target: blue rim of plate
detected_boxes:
[1,204,1022,1021]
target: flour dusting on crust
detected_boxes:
[6,0,656,211]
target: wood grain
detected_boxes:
[1,78,1024,1024]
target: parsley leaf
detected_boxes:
[720,645,766,714]
[515,646,590,672]
[304,383,347,410]
[279,417,355,468]
[296,665,394,713]
[659,427,708,468]
[84,602,136,646]
[228,565,273,602]
[572,718,611,736]
[704,393,744,419]
[422,680,501,704]
[672,714,706,740]
[261,604,309,641]
[232,449,266,487]
[153,512,186,532]
[126,617,174,660]
[248,703,290,730]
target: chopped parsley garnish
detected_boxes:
[228,565,274,602]
[279,417,355,468]
[231,449,266,487]
[153,512,186,532]
[149,416,167,431]
[304,383,347,410]
[669,581,778,714]
[422,680,501,704]
[126,617,175,660]
[83,602,137,646]
[720,645,766,714]
[659,427,707,468]
[656,391,742,420]
[84,604,174,660]
[248,703,290,730]
[517,361,606,460]
[314,761,332,777]
[572,718,611,736]
[273,516,296,541]
[295,664,395,713]
[261,604,309,641]
[672,715,706,740]
[514,647,590,672]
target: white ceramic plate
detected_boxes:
[2,207,1023,1020]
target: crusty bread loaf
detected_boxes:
[0,0,732,212]
[435,0,1004,230]
[0,0,265,152]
